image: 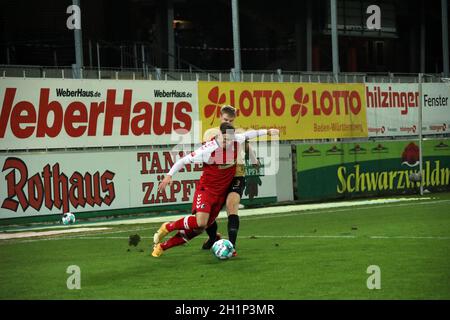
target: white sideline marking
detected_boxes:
[3,196,442,233]
[242,199,450,221]
[2,198,449,243]
[0,227,110,240]
[0,226,153,243]
[14,234,450,241]
[86,196,437,226]
[370,235,450,240]
[248,235,450,240]
[247,235,356,239]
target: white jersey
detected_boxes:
[168,129,268,176]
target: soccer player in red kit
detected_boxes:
[151,122,279,257]
[202,105,261,255]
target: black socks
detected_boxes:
[228,214,240,247]
[206,220,218,241]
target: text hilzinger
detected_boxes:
[0,88,193,139]
[366,86,419,115]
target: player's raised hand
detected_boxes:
[251,158,261,171]
[158,175,173,192]
[268,128,280,136]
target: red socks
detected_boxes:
[166,216,199,232]
[161,230,200,250]
[160,216,202,252]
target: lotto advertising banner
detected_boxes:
[366,83,450,136]
[198,81,368,140]
[0,78,199,150]
[0,148,277,220]
[296,139,450,201]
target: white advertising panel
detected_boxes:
[421,83,450,134]
[366,83,450,136]
[0,78,199,150]
[0,147,277,219]
[0,151,130,218]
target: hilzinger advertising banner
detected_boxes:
[0,78,199,150]
[296,139,450,201]
[366,83,450,136]
[421,83,450,134]
[198,81,368,140]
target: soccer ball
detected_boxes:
[62,212,76,225]
[212,239,234,260]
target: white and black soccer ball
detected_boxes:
[62,212,76,225]
[212,239,234,260]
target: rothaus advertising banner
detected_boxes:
[0,147,277,219]
[0,78,199,150]
[296,139,450,201]
[366,83,450,136]
[198,81,368,140]
[0,151,130,218]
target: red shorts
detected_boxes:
[191,187,226,227]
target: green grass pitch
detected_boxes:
[1,193,450,300]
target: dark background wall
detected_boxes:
[0,0,448,73]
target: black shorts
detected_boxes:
[227,176,246,198]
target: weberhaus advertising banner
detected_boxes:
[0,78,199,150]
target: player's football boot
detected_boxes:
[153,222,169,244]
[232,249,238,257]
[151,243,164,257]
[202,233,221,250]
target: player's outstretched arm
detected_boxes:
[158,175,173,192]
[268,128,280,136]
[236,128,280,143]
[247,143,260,167]
[158,140,219,192]
[158,156,193,192]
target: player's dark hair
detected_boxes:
[220,105,237,117]
[220,122,235,135]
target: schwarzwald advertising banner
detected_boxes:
[296,139,450,201]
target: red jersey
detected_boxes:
[199,139,238,195]
[167,129,268,196]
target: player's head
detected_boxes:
[219,122,235,148]
[220,105,236,124]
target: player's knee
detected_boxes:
[195,212,209,229]
[194,227,206,233]
[196,220,208,229]
[226,202,235,214]
[226,195,240,214]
